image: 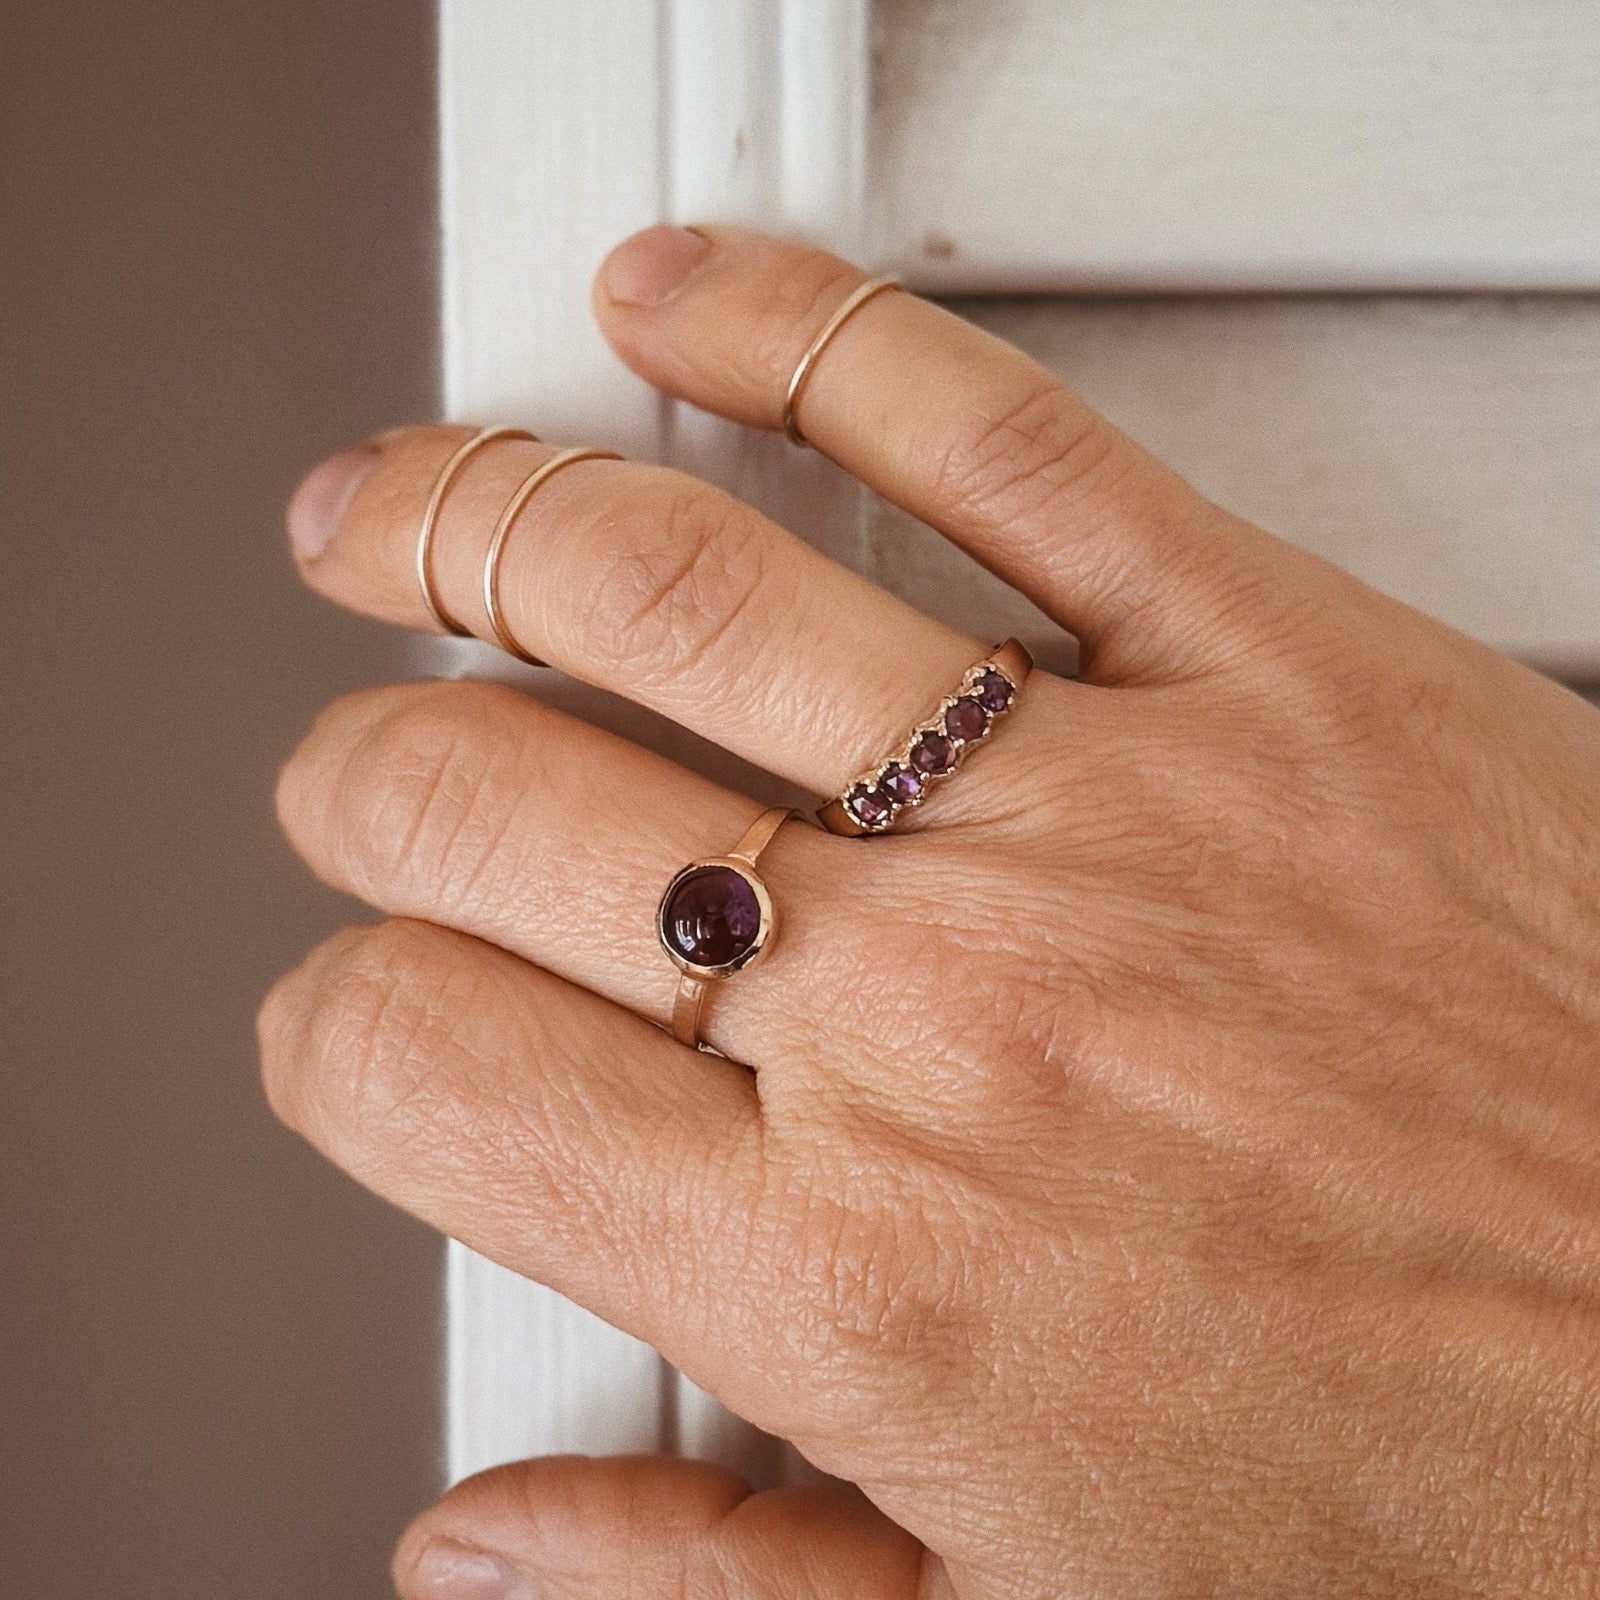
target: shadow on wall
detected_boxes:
[1,5,441,1598]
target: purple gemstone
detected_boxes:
[660,864,762,968]
[909,731,957,775]
[880,763,924,804]
[975,670,1014,714]
[845,783,894,829]
[944,697,988,742]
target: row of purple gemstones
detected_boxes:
[842,664,1017,831]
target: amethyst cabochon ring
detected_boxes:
[657,807,793,1052]
[817,640,1033,836]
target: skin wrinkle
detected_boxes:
[285,923,468,1163]
[264,228,1600,1600]
[387,720,536,925]
[375,693,634,945]
[303,930,505,1168]
[926,376,1120,552]
[567,480,771,692]
[334,695,502,906]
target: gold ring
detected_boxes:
[782,276,903,448]
[481,447,622,667]
[416,425,538,635]
[817,640,1033,836]
[658,807,794,1052]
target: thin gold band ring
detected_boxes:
[782,276,903,448]
[658,806,795,1052]
[481,447,623,668]
[415,425,538,636]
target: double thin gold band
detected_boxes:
[416,425,538,636]
[482,447,622,667]
[782,276,903,447]
[669,806,793,1052]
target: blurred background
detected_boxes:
[2,3,440,1595]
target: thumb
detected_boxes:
[392,1454,947,1600]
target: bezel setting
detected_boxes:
[656,857,775,980]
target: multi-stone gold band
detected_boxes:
[782,276,903,447]
[482,447,622,667]
[416,425,539,636]
[660,806,794,1053]
[818,639,1034,837]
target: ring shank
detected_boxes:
[782,277,903,448]
[671,977,708,1050]
[416,425,539,636]
[483,447,622,667]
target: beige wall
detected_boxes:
[1,4,440,1596]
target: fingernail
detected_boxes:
[406,1538,535,1600]
[288,441,380,563]
[601,224,711,306]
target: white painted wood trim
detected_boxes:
[438,0,872,1490]
[873,0,1600,295]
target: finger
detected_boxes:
[392,1456,932,1600]
[257,918,769,1369]
[290,423,1019,802]
[276,677,894,1070]
[594,224,1326,682]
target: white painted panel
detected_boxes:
[886,294,1600,674]
[439,0,678,1494]
[440,0,872,1490]
[874,0,1600,293]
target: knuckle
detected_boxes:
[318,682,528,912]
[570,473,769,686]
[744,1182,989,1454]
[258,920,457,1158]
[772,1179,966,1393]
[927,375,1125,539]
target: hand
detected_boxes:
[260,225,1600,1598]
